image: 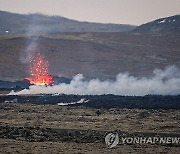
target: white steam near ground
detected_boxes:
[57,98,89,106]
[9,65,180,96]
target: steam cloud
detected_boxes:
[9,65,180,96]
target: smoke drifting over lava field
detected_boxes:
[9,66,180,96]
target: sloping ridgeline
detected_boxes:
[133,15,180,33]
[0,11,136,34]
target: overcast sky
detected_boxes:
[0,0,179,25]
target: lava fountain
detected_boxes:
[24,52,53,85]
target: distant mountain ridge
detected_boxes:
[133,15,180,33]
[0,11,136,34]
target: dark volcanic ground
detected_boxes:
[0,32,180,81]
[0,94,180,109]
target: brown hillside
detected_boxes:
[0,32,180,81]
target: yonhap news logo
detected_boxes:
[105,133,119,148]
[105,133,180,148]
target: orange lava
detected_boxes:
[25,52,53,85]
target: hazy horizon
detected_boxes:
[0,0,180,25]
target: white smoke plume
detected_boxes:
[20,36,39,63]
[20,15,45,63]
[9,65,180,96]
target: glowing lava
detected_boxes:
[25,52,53,85]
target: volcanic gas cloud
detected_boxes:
[24,52,53,85]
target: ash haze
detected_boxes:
[0,0,180,25]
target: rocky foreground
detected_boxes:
[0,103,180,153]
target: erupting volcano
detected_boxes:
[25,52,53,85]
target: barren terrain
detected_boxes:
[0,103,180,154]
[0,32,180,81]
